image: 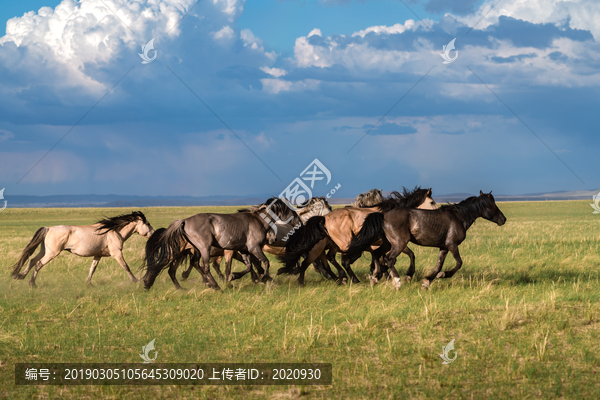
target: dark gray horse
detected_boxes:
[345,191,506,290]
[143,197,301,290]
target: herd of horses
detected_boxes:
[10,187,507,291]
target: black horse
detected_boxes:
[143,197,301,290]
[345,191,506,290]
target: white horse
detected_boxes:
[12,211,154,287]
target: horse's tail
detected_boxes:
[143,221,188,289]
[344,212,385,262]
[12,227,48,279]
[277,216,328,275]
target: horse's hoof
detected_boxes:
[436,271,445,279]
[15,274,26,280]
[261,275,273,283]
[29,282,37,288]
[131,278,139,283]
[85,282,95,288]
[298,282,305,288]
[393,277,402,290]
[421,280,430,290]
[227,274,234,282]
[406,276,412,283]
[351,277,360,284]
[369,276,379,286]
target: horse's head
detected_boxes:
[134,212,155,238]
[478,190,506,226]
[258,197,302,246]
[417,188,438,210]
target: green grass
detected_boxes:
[1,201,600,399]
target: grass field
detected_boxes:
[1,201,600,399]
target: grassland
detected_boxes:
[1,201,600,399]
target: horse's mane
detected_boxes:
[367,186,432,212]
[353,189,383,207]
[96,211,148,234]
[238,197,300,221]
[441,195,494,222]
[297,196,332,215]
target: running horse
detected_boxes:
[280,187,438,286]
[345,191,506,289]
[11,211,155,287]
[177,196,335,287]
[143,197,301,290]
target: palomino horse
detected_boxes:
[11,211,154,287]
[280,187,438,286]
[345,191,506,290]
[143,197,301,290]
[178,196,334,286]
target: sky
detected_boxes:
[0,0,599,199]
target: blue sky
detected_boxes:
[0,0,599,199]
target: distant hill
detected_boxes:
[3,190,596,208]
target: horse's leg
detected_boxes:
[383,239,411,290]
[230,253,259,283]
[341,257,360,284]
[168,260,184,290]
[402,247,416,283]
[250,247,272,283]
[28,249,60,288]
[85,256,102,285]
[111,251,139,283]
[422,249,449,290]
[313,257,334,280]
[181,256,194,280]
[19,243,46,279]
[212,256,225,281]
[245,254,261,284]
[437,245,463,279]
[325,247,346,284]
[199,247,220,290]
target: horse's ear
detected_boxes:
[427,188,432,197]
[479,190,483,196]
[489,190,492,195]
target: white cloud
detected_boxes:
[352,20,416,38]
[260,78,320,94]
[211,25,235,41]
[0,129,14,142]
[456,0,600,39]
[260,66,287,77]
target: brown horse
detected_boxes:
[143,197,301,290]
[11,211,154,287]
[280,187,437,286]
[346,191,506,290]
